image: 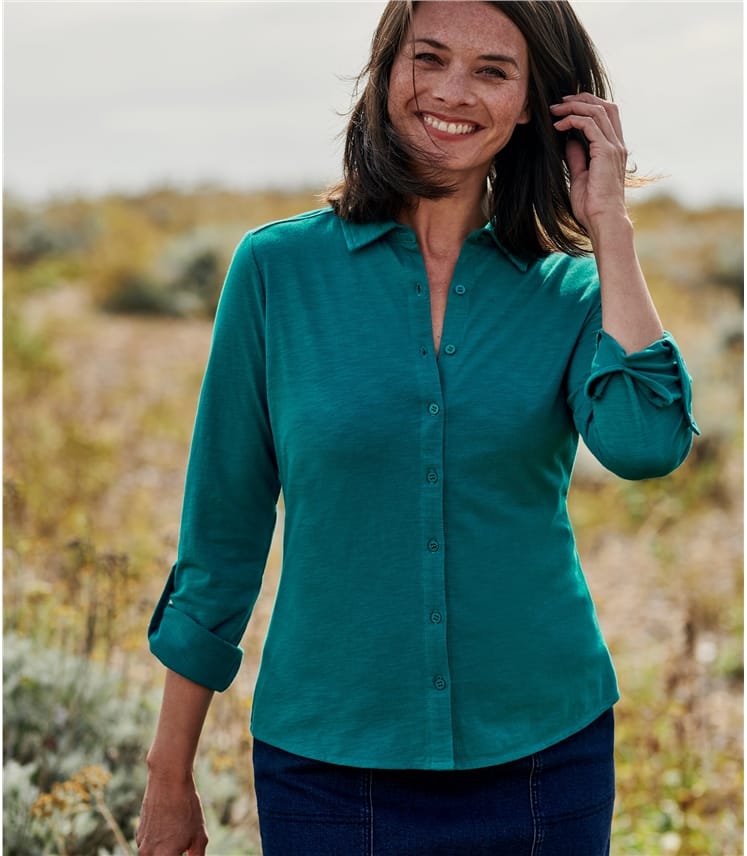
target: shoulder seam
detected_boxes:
[249,207,333,237]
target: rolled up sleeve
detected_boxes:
[568,316,699,480]
[148,233,281,691]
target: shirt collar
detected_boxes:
[480,222,531,273]
[340,217,530,273]
[340,219,403,252]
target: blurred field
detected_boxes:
[3,188,743,855]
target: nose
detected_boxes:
[431,64,476,107]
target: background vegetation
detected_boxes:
[3,187,742,855]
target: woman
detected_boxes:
[136,2,698,854]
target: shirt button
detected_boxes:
[415,282,423,295]
[427,538,440,553]
[443,344,456,356]
[428,402,440,415]
[454,284,466,295]
[426,468,439,484]
[433,675,447,691]
[430,610,443,624]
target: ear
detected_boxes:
[517,99,531,125]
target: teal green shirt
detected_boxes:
[149,207,698,770]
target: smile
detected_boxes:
[421,113,477,136]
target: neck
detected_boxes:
[398,181,488,256]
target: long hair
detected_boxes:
[327,0,630,259]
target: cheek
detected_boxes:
[493,95,531,128]
[517,94,531,125]
[387,64,411,115]
[389,51,427,104]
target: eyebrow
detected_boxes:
[413,37,519,67]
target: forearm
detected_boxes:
[146,669,215,780]
[590,213,663,354]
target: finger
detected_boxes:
[561,93,624,142]
[551,101,620,145]
[187,829,209,856]
[554,117,627,182]
[135,813,145,847]
[561,92,609,106]
[565,137,589,182]
[552,115,609,153]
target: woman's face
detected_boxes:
[387,1,531,185]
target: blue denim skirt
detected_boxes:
[253,708,615,855]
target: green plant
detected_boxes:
[31,765,133,855]
[3,635,157,854]
[3,635,260,855]
[100,271,181,317]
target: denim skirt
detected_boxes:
[252,708,615,856]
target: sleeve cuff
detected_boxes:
[147,566,243,692]
[584,331,700,435]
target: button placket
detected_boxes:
[400,255,454,765]
[436,282,468,365]
[421,383,450,715]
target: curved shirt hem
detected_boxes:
[249,692,620,771]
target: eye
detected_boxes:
[479,66,508,80]
[414,52,442,65]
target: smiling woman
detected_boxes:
[136,3,699,855]
[329,0,617,258]
[387,6,531,182]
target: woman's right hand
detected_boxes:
[136,670,215,853]
[135,769,209,856]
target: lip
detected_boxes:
[419,111,481,137]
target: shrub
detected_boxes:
[3,635,257,854]
[100,271,181,317]
[3,634,157,854]
[151,225,238,318]
[100,229,233,318]
[3,197,99,267]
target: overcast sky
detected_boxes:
[4,1,743,207]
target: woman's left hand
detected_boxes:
[551,93,664,354]
[549,93,628,234]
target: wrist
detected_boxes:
[146,747,195,782]
[587,210,634,249]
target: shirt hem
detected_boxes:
[249,692,620,771]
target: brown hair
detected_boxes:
[327,0,629,259]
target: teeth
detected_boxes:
[423,114,476,135]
